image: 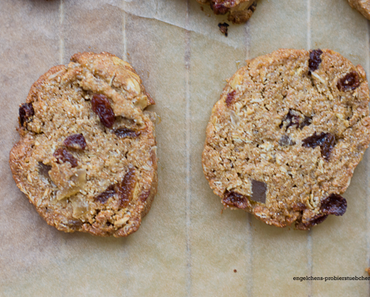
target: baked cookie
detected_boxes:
[197,0,257,24]
[9,52,158,237]
[348,0,370,20]
[202,49,370,230]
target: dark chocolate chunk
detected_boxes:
[223,191,250,209]
[64,134,87,150]
[321,193,347,216]
[337,71,360,92]
[251,179,267,203]
[302,132,335,161]
[19,103,35,127]
[309,49,323,73]
[218,22,229,37]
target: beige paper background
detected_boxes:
[1,0,370,295]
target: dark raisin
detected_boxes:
[225,90,236,106]
[223,191,250,209]
[53,148,78,167]
[251,179,267,203]
[91,94,115,128]
[218,22,229,37]
[210,1,230,14]
[300,116,312,129]
[19,103,34,127]
[278,135,295,146]
[117,167,136,208]
[64,134,87,150]
[302,132,335,161]
[308,49,323,73]
[337,71,360,92]
[95,185,116,204]
[114,128,140,138]
[321,194,347,216]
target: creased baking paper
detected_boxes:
[1,0,370,295]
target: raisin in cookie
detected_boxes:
[197,0,257,24]
[9,52,158,237]
[202,49,370,230]
[348,0,370,20]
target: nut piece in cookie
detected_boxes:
[202,49,370,230]
[197,0,257,24]
[9,52,158,237]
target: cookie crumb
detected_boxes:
[366,267,370,275]
[218,22,229,37]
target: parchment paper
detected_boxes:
[1,0,370,296]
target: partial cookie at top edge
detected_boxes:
[197,0,257,24]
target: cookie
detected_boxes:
[348,0,370,20]
[9,52,158,237]
[202,49,370,230]
[197,0,257,24]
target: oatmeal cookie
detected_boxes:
[197,0,257,24]
[202,49,370,229]
[9,52,158,237]
[348,0,370,20]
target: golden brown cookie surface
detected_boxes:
[202,49,370,229]
[10,52,157,237]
